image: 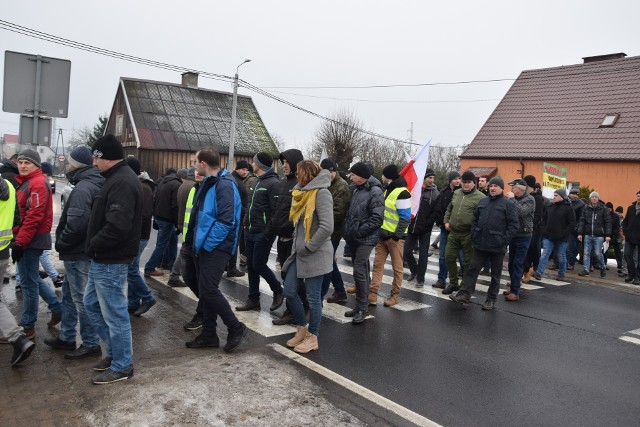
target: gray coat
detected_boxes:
[282,169,334,278]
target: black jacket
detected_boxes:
[530,188,547,233]
[232,170,249,215]
[541,200,576,242]
[86,161,143,263]
[433,184,460,230]
[471,194,519,253]
[410,184,440,235]
[245,168,280,234]
[266,149,303,238]
[344,176,385,247]
[622,202,640,245]
[56,166,104,260]
[570,197,586,234]
[140,173,155,240]
[577,201,611,237]
[153,173,182,225]
[0,159,19,188]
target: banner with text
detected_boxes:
[542,162,568,198]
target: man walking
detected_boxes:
[522,176,547,282]
[84,134,142,384]
[431,171,462,289]
[226,162,249,278]
[185,147,247,352]
[567,188,586,270]
[577,192,611,278]
[622,191,640,285]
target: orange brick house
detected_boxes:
[460,53,640,210]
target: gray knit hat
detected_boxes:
[18,148,41,168]
[589,191,600,200]
[68,146,93,169]
[554,188,568,200]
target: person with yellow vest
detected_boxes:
[0,174,36,366]
[368,164,412,307]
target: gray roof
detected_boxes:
[121,78,277,155]
[461,54,640,161]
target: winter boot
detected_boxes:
[293,332,318,354]
[286,326,308,348]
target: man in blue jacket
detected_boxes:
[185,147,247,352]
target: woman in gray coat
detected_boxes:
[282,161,333,353]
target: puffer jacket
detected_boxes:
[410,184,439,235]
[577,201,611,237]
[282,169,334,278]
[471,193,519,253]
[0,159,19,188]
[245,168,280,234]
[13,168,53,250]
[433,184,460,230]
[343,176,384,247]
[328,172,351,241]
[55,166,105,260]
[541,200,576,242]
[622,202,640,244]
[444,187,486,233]
[153,173,182,225]
[266,149,304,238]
[512,192,535,236]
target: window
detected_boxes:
[115,115,124,135]
[599,113,620,128]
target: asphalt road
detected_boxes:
[2,183,639,426]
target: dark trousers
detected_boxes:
[321,238,346,297]
[404,230,432,282]
[523,232,542,272]
[604,238,623,268]
[195,249,241,339]
[460,249,506,300]
[245,231,282,302]
[179,244,202,318]
[624,241,640,280]
[351,243,375,311]
[508,235,532,295]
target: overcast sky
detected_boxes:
[2,0,639,154]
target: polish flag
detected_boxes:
[400,140,431,216]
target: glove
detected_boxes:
[11,244,24,264]
[391,234,400,242]
[153,220,159,230]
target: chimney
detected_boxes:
[582,52,627,64]
[181,72,199,87]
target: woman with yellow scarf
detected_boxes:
[281,160,334,353]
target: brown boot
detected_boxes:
[346,285,356,294]
[522,267,533,283]
[293,332,318,353]
[368,292,378,306]
[384,294,399,307]
[286,326,308,348]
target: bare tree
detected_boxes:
[428,144,466,189]
[270,132,286,153]
[356,137,408,177]
[309,109,365,170]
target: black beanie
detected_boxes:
[461,171,476,182]
[488,176,504,189]
[349,162,371,179]
[523,175,536,188]
[253,152,273,171]
[605,202,614,209]
[92,134,125,160]
[382,164,399,180]
[424,168,435,178]
[126,157,141,175]
[320,159,337,172]
[236,160,249,170]
[447,171,460,183]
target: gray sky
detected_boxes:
[2,0,639,154]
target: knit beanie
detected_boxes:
[589,191,600,200]
[424,168,435,178]
[253,152,273,171]
[235,160,249,170]
[616,206,624,213]
[92,134,124,160]
[349,162,371,179]
[488,176,504,189]
[320,159,337,172]
[523,175,536,188]
[177,168,188,180]
[461,171,476,182]
[447,171,460,183]
[17,148,41,168]
[605,202,614,209]
[187,166,196,179]
[382,164,399,180]
[125,157,141,175]
[68,146,93,169]
[41,162,53,175]
[554,188,568,200]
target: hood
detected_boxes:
[367,175,382,189]
[139,171,156,185]
[297,169,331,191]
[279,149,304,177]
[258,168,278,180]
[160,173,181,185]
[0,159,18,173]
[66,165,105,186]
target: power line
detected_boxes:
[267,89,501,104]
[260,78,516,89]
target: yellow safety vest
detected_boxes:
[0,179,15,251]
[381,187,409,233]
[182,187,196,236]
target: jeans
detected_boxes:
[508,235,532,295]
[438,229,464,281]
[144,218,178,273]
[321,238,346,297]
[40,250,59,280]
[404,230,432,282]
[537,239,568,276]
[583,235,605,271]
[128,240,155,309]
[245,231,282,302]
[283,260,323,336]
[445,231,471,287]
[195,249,241,339]
[460,250,506,300]
[60,260,99,346]
[624,241,640,280]
[17,248,62,329]
[0,259,24,343]
[84,261,132,372]
[567,235,580,267]
[351,244,374,312]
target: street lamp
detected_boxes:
[228,59,251,169]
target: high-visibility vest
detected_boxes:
[182,187,196,236]
[0,179,15,251]
[381,187,409,233]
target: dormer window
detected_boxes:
[600,113,620,128]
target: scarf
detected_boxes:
[289,188,318,242]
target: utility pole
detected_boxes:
[228,59,251,169]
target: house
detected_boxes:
[104,72,278,180]
[460,53,640,210]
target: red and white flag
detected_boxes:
[400,140,431,217]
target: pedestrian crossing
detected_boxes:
[619,328,640,346]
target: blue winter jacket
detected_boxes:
[193,169,242,255]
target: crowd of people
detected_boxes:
[1,136,639,384]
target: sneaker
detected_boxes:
[92,357,113,371]
[11,335,35,367]
[449,292,470,307]
[224,323,247,353]
[183,315,204,331]
[327,291,347,303]
[235,299,260,311]
[167,278,187,288]
[52,274,64,288]
[578,270,590,276]
[133,299,156,317]
[92,366,134,384]
[432,280,446,289]
[65,345,101,360]
[481,299,495,311]
[44,337,76,350]
[144,270,163,278]
[533,272,542,281]
[416,280,424,288]
[186,334,220,348]
[47,311,62,327]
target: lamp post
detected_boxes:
[228,59,251,169]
